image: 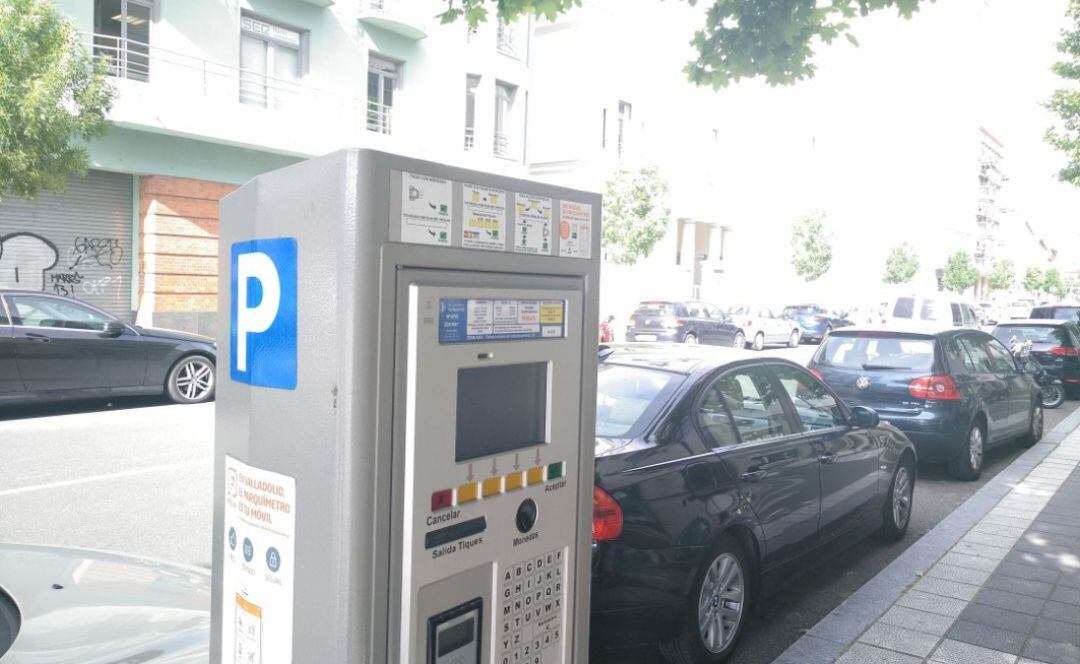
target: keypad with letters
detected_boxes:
[497,547,566,664]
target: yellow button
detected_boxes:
[482,476,502,498]
[504,471,525,491]
[527,466,545,486]
[457,482,479,504]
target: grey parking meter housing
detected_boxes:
[213,149,600,663]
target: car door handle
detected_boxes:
[740,468,767,482]
[23,333,51,343]
[819,452,837,464]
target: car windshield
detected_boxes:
[1031,306,1080,321]
[817,335,936,371]
[596,364,679,437]
[634,303,675,317]
[784,305,825,315]
[993,325,1069,347]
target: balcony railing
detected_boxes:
[464,127,475,150]
[92,34,151,82]
[367,101,393,134]
[493,132,511,158]
[496,21,519,58]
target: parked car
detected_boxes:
[782,304,854,343]
[1007,299,1036,320]
[992,319,1080,395]
[976,302,1000,326]
[809,327,1043,480]
[592,344,915,663]
[626,300,744,347]
[1029,304,1080,323]
[0,290,217,406]
[727,305,801,350]
[881,295,981,330]
[0,544,209,662]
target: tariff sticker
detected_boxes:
[462,183,507,251]
[401,172,452,246]
[558,200,592,259]
[440,298,566,343]
[514,194,552,255]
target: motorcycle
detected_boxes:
[1011,338,1066,409]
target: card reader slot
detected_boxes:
[425,516,487,549]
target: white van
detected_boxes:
[882,295,981,329]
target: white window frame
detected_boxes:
[464,74,480,150]
[93,0,154,82]
[368,54,400,134]
[239,14,306,110]
[494,81,517,158]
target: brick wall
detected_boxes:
[139,176,237,334]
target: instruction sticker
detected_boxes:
[401,172,452,246]
[440,298,566,343]
[558,200,592,259]
[514,194,552,255]
[220,456,296,664]
[462,183,506,250]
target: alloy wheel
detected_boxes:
[697,553,745,654]
[175,358,214,401]
[892,466,912,529]
[733,333,745,349]
[684,333,699,345]
[969,426,984,471]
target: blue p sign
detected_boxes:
[230,237,297,389]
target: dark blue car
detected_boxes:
[592,345,915,663]
[809,327,1042,480]
[782,304,853,343]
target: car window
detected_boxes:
[0,298,8,326]
[699,367,793,444]
[696,381,740,447]
[634,302,675,317]
[771,365,845,431]
[705,304,726,320]
[817,335,935,371]
[992,325,1069,348]
[1032,306,1080,321]
[8,295,111,331]
[892,297,915,318]
[595,364,680,438]
[956,336,994,374]
[984,340,1018,375]
[684,302,704,318]
[951,303,962,325]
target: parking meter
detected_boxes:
[212,149,600,664]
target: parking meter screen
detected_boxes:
[455,362,548,462]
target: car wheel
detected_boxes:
[1019,404,1044,448]
[751,332,765,351]
[732,332,746,349]
[878,456,914,541]
[948,422,984,481]
[1042,384,1065,409]
[166,355,216,404]
[684,332,699,345]
[660,535,751,664]
[787,330,799,348]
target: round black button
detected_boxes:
[516,498,538,533]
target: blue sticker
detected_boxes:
[439,298,565,344]
[230,237,297,389]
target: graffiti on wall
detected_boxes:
[0,232,127,300]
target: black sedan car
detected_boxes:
[0,290,216,406]
[809,327,1042,481]
[592,345,915,663]
[782,304,853,343]
[626,300,744,348]
[993,319,1080,394]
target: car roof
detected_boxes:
[598,343,806,375]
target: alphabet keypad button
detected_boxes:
[499,547,567,663]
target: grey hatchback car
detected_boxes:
[625,301,744,347]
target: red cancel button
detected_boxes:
[431,489,453,511]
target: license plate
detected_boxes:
[635,334,658,342]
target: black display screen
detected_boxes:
[455,363,548,462]
[438,617,475,656]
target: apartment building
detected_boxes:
[0,0,531,334]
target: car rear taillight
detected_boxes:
[908,375,961,400]
[592,486,623,542]
[1050,346,1079,356]
[809,368,824,380]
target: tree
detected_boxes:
[1044,267,1067,299]
[1024,267,1045,296]
[601,166,670,265]
[790,210,832,282]
[1046,1,1080,186]
[439,0,932,89]
[883,242,919,284]
[0,0,113,200]
[986,259,1015,292]
[940,250,979,294]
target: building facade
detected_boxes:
[0,0,532,334]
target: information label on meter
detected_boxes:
[439,298,565,343]
[220,456,296,664]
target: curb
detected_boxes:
[773,406,1080,664]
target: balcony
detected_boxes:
[359,0,427,40]
[367,101,393,134]
[494,132,511,158]
[496,20,520,58]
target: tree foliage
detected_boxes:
[1044,267,1066,299]
[601,166,671,265]
[790,210,832,282]
[1046,1,1080,187]
[986,259,1015,292]
[439,0,932,88]
[940,251,979,294]
[1024,267,1045,295]
[0,0,113,200]
[882,242,919,284]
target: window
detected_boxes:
[951,303,962,326]
[956,336,994,374]
[8,295,111,331]
[494,82,517,158]
[0,299,9,326]
[601,108,607,148]
[93,0,152,82]
[240,15,303,110]
[992,325,1070,347]
[464,75,480,150]
[367,55,399,134]
[684,302,705,318]
[698,368,793,445]
[596,364,679,438]
[984,340,1018,375]
[496,18,519,58]
[771,365,845,431]
[705,304,726,321]
[617,101,632,158]
[818,335,936,372]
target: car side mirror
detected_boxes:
[101,321,126,338]
[850,405,880,429]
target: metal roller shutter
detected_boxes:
[0,170,134,320]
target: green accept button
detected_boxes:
[547,462,564,480]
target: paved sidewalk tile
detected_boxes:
[929,638,1018,664]
[878,605,955,637]
[837,643,924,664]
[859,622,941,658]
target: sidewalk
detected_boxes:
[777,409,1080,664]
